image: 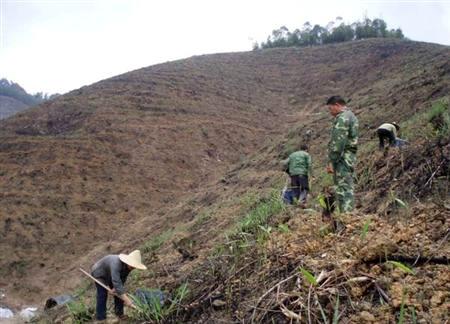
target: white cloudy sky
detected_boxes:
[1,0,449,94]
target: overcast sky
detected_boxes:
[1,0,449,94]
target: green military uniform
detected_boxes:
[281,150,312,204]
[328,109,358,212]
[282,150,312,176]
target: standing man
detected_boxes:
[281,144,312,207]
[326,96,359,213]
[91,250,147,322]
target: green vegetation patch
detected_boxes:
[401,97,449,140]
[141,229,174,254]
[255,17,404,49]
[427,99,450,136]
[237,190,285,235]
[66,298,94,323]
[129,283,189,323]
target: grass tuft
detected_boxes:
[360,217,371,240]
[141,229,173,254]
[427,99,450,136]
[388,260,415,275]
[332,294,340,324]
[130,283,189,323]
[66,298,94,324]
[238,190,285,235]
[299,267,317,286]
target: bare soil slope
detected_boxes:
[0,39,448,311]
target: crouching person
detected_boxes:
[281,144,312,207]
[91,250,147,322]
[377,122,400,150]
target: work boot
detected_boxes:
[92,318,119,324]
[117,314,130,322]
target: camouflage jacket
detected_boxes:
[281,150,312,176]
[328,109,359,163]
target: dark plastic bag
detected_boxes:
[134,288,167,306]
[281,187,295,204]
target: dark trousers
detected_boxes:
[377,128,395,149]
[290,175,309,204]
[95,283,124,320]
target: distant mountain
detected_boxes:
[0,95,28,119]
[0,78,59,119]
[0,78,39,105]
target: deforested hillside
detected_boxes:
[0,38,448,319]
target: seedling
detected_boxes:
[360,217,371,240]
[299,267,317,286]
[394,198,408,209]
[388,261,415,275]
[332,294,340,324]
[397,288,406,324]
[277,223,290,233]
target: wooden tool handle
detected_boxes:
[79,268,114,293]
[79,268,137,309]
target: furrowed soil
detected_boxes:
[0,39,448,323]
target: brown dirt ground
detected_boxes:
[117,130,449,323]
[172,203,448,323]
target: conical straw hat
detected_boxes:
[119,250,147,270]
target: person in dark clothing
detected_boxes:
[91,250,147,321]
[281,144,312,206]
[377,122,400,149]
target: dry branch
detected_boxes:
[250,273,297,323]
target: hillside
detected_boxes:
[0,79,59,120]
[0,39,449,322]
[0,79,37,120]
[0,95,28,119]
